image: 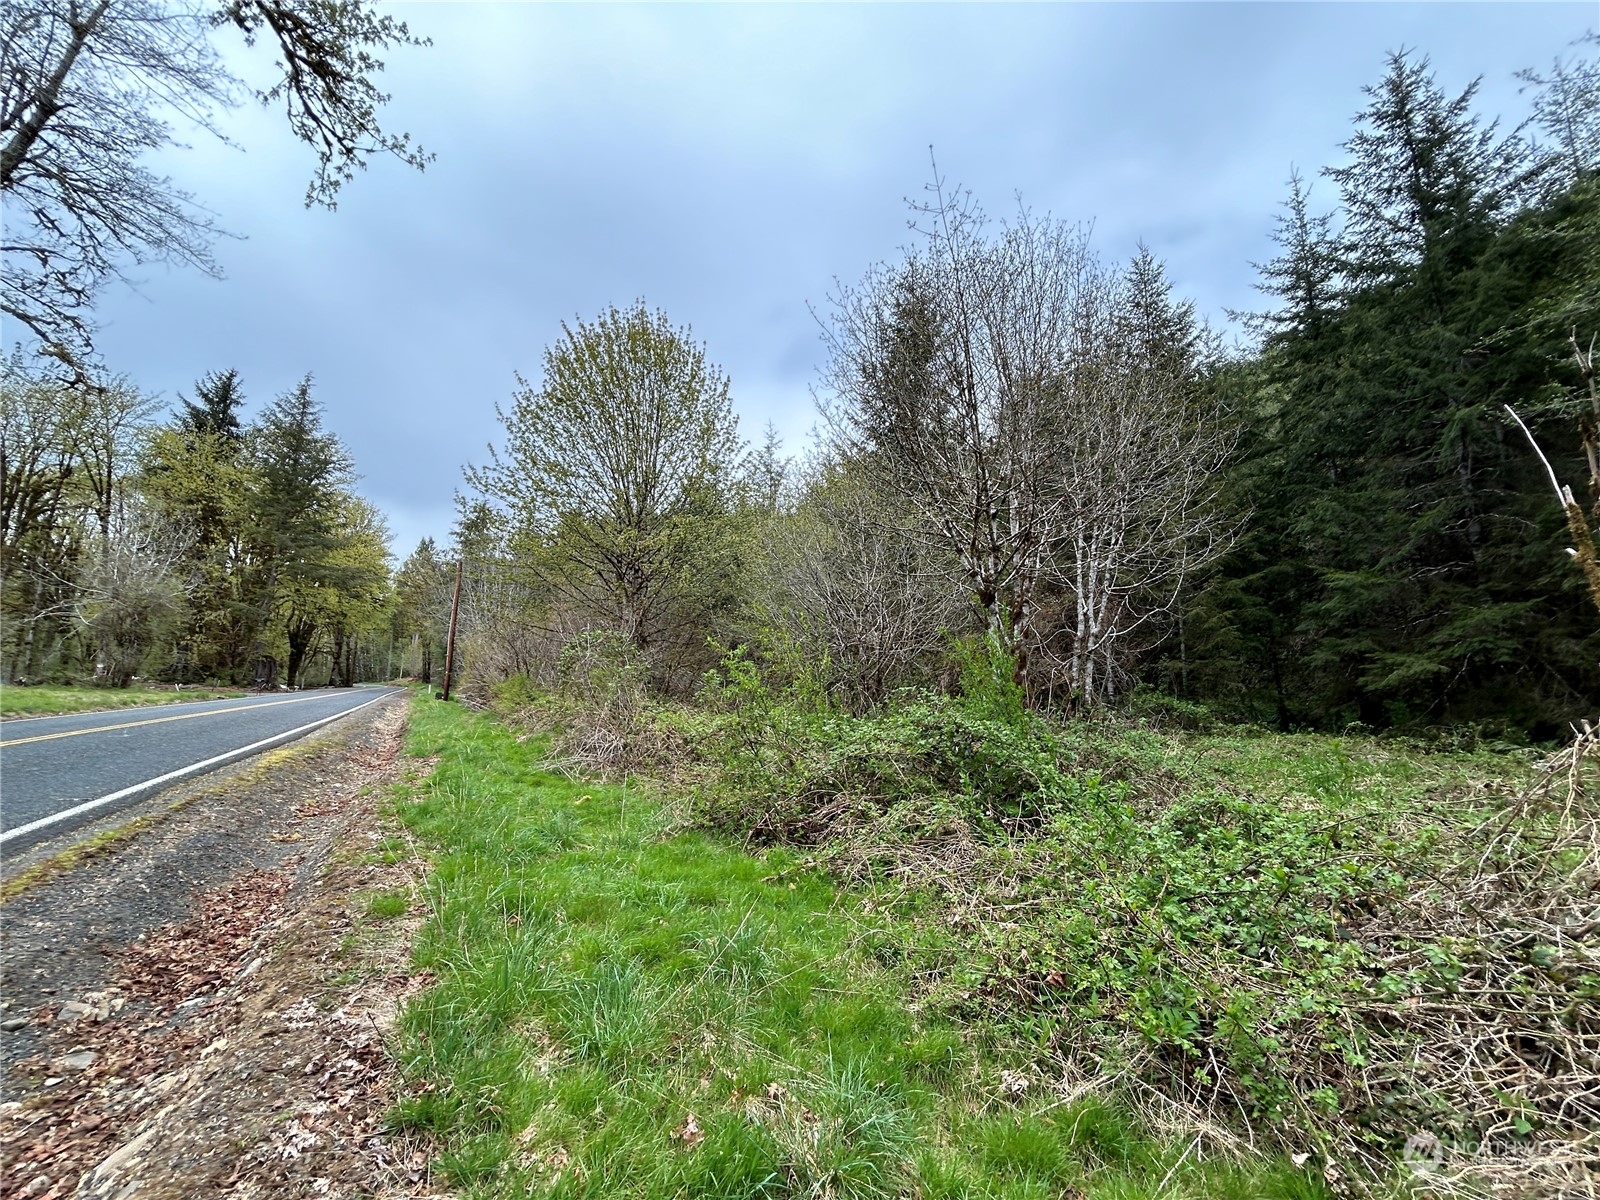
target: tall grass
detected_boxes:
[390,695,1326,1200]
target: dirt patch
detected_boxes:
[0,696,444,1199]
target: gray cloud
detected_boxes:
[87,2,1590,559]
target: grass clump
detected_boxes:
[367,890,410,919]
[0,683,245,717]
[390,693,1321,1199]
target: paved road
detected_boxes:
[0,687,400,853]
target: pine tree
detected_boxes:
[1204,50,1600,733]
[1518,34,1600,190]
[181,370,246,441]
[395,537,450,682]
[244,376,355,685]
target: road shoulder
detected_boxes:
[0,695,437,1199]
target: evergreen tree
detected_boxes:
[181,370,246,441]
[1201,50,1599,734]
[395,536,450,682]
[1518,34,1600,189]
[244,376,355,685]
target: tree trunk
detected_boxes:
[0,0,113,188]
[285,616,316,689]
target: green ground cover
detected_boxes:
[0,683,246,718]
[390,696,1329,1200]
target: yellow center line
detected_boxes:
[0,693,339,748]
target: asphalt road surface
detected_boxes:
[0,687,400,854]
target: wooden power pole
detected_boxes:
[441,558,463,701]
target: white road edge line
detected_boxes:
[0,693,391,846]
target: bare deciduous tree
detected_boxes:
[72,491,194,685]
[1,358,80,677]
[1034,252,1238,706]
[822,177,1093,694]
[1,362,160,677]
[822,172,1237,708]
[1040,347,1237,706]
[1,0,429,366]
[767,461,964,711]
[1507,332,1600,619]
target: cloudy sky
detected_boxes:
[89,1,1593,559]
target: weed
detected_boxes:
[672,664,1598,1190]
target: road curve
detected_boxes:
[0,687,402,853]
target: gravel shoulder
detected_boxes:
[0,694,440,1200]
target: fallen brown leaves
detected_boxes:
[4,864,301,1199]
[673,1113,704,1147]
[119,869,292,1008]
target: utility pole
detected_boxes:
[441,558,463,702]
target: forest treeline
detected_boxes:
[4,45,1596,737]
[5,34,1592,1196]
[431,48,1599,739]
[1203,50,1600,735]
[0,366,402,688]
[402,49,1600,1185]
[1,0,426,691]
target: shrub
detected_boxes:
[1120,685,1218,731]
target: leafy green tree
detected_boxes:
[323,500,393,686]
[394,536,450,682]
[1,357,82,678]
[746,422,789,515]
[465,302,748,688]
[142,371,256,680]
[275,492,389,686]
[0,362,163,681]
[3,358,394,687]
[70,379,160,547]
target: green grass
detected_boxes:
[1087,721,1530,807]
[390,695,1327,1200]
[0,683,246,717]
[368,890,411,919]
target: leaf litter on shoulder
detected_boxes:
[0,700,443,1200]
